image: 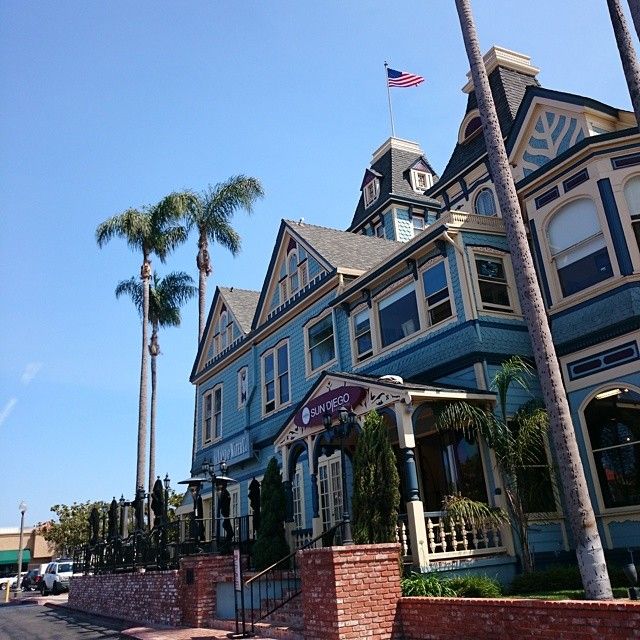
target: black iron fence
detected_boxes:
[73,515,255,574]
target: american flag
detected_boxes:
[387,67,424,88]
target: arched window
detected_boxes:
[623,175,640,252]
[288,252,299,294]
[474,188,497,216]
[547,198,613,296]
[464,116,482,140]
[219,311,228,350]
[584,388,640,508]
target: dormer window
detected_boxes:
[278,242,310,306]
[363,178,380,208]
[411,170,432,192]
[458,110,483,144]
[288,253,299,294]
[412,215,425,235]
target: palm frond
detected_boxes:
[203,175,264,221]
[153,223,189,262]
[205,213,242,254]
[96,209,149,251]
[148,271,196,329]
[491,356,534,422]
[442,493,508,528]
[435,401,506,449]
[115,277,143,316]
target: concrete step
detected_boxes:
[211,618,303,640]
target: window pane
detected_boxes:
[423,262,447,298]
[356,333,372,356]
[264,354,274,382]
[476,257,505,281]
[585,390,640,508]
[309,316,333,349]
[557,246,612,296]
[430,301,452,325]
[475,189,496,216]
[548,198,601,255]
[277,344,288,374]
[378,285,419,347]
[478,280,510,307]
[623,176,640,216]
[354,309,370,335]
[279,373,289,404]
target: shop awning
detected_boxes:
[0,549,31,565]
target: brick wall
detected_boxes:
[299,543,402,640]
[68,554,235,629]
[69,571,182,626]
[179,554,233,627]
[399,596,640,640]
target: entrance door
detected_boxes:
[318,452,343,532]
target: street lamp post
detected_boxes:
[323,408,356,546]
[16,501,27,597]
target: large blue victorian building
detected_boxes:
[185,47,640,576]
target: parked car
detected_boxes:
[41,560,74,595]
[20,568,42,591]
[0,572,27,591]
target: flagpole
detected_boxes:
[384,61,396,138]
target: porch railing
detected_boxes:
[424,510,506,559]
[73,515,255,574]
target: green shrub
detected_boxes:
[401,572,501,598]
[510,565,581,594]
[401,572,456,597]
[509,563,630,595]
[446,575,502,598]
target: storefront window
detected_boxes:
[585,389,640,509]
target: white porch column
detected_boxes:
[395,401,430,570]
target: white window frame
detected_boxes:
[376,281,421,349]
[470,249,519,315]
[351,306,373,363]
[474,188,497,216]
[411,170,432,192]
[202,384,222,445]
[364,178,380,208]
[305,312,337,376]
[237,366,248,409]
[622,174,640,258]
[318,451,342,531]
[420,258,454,327]
[262,339,291,416]
[412,215,425,236]
[288,251,300,295]
[292,463,305,530]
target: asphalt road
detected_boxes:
[0,604,129,639]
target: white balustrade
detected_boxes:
[424,511,506,560]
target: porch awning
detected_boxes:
[0,549,31,565]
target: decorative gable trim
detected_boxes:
[252,221,333,330]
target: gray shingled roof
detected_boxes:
[431,66,540,190]
[286,220,401,272]
[349,144,440,231]
[219,287,260,333]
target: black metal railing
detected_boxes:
[244,522,341,632]
[73,515,255,575]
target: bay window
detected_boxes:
[422,261,452,325]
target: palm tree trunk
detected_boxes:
[454,0,612,599]
[148,324,159,515]
[628,0,640,39]
[608,0,640,126]
[137,256,151,497]
[196,230,211,343]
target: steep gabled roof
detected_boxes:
[289,220,401,272]
[349,138,441,232]
[190,285,259,381]
[252,219,401,329]
[431,65,540,192]
[219,287,260,334]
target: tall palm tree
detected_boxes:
[454,0,612,598]
[96,193,190,494]
[116,272,196,495]
[185,176,264,342]
[607,0,640,126]
[437,357,551,573]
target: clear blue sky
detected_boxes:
[0,0,634,528]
